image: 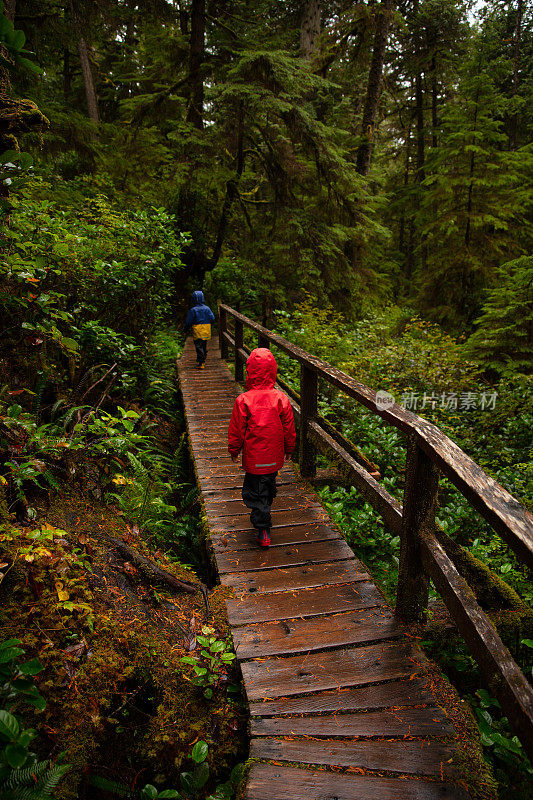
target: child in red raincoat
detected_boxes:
[228,348,296,548]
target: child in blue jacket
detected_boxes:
[183,291,216,368]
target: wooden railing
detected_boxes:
[218,303,533,760]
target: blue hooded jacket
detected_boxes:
[184,291,215,333]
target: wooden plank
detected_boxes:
[231,607,402,659]
[421,531,533,762]
[251,737,458,777]
[214,538,354,574]
[194,454,233,464]
[251,707,455,738]
[202,484,305,501]
[226,581,383,626]
[203,495,320,514]
[199,476,295,491]
[206,508,329,531]
[241,641,425,701]
[221,559,368,593]
[210,524,341,553]
[245,764,466,800]
[195,464,293,477]
[248,677,437,716]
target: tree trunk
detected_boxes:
[177,0,189,35]
[429,55,438,149]
[63,48,71,102]
[509,0,523,150]
[78,35,99,123]
[70,1,99,124]
[186,0,205,130]
[206,102,245,274]
[4,0,15,23]
[300,0,321,60]
[399,117,412,258]
[355,0,393,176]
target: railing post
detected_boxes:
[299,365,317,479]
[219,305,228,360]
[258,333,269,349]
[235,318,244,383]
[396,433,438,622]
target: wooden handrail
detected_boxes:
[219,304,533,570]
[217,302,533,760]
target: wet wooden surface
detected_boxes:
[178,339,474,799]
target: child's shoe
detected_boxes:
[257,529,271,548]
[200,363,205,369]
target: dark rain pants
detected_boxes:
[194,339,208,365]
[242,472,277,531]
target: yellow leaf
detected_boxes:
[55,580,69,601]
[0,476,7,485]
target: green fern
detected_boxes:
[1,760,49,788]
[49,399,67,421]
[36,763,71,793]
[31,372,48,419]
[0,758,69,799]
[59,405,86,431]
[126,452,150,483]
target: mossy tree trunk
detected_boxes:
[355,0,393,176]
[186,0,205,130]
[300,0,321,60]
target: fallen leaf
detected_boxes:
[183,632,197,651]
[55,580,69,601]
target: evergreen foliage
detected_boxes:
[466,255,533,375]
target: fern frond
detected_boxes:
[32,373,48,419]
[50,399,67,421]
[35,763,70,793]
[0,760,49,789]
[126,452,149,482]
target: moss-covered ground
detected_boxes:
[0,479,247,799]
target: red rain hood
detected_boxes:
[245,348,277,390]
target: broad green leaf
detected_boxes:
[0,710,19,740]
[194,761,209,789]
[179,772,196,794]
[19,657,44,675]
[191,740,208,764]
[5,742,28,768]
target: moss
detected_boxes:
[233,758,255,800]
[435,528,531,614]
[0,490,246,798]
[0,485,9,524]
[419,661,497,799]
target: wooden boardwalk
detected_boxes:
[178,338,474,800]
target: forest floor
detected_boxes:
[0,404,248,799]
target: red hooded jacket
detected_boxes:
[228,349,296,475]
